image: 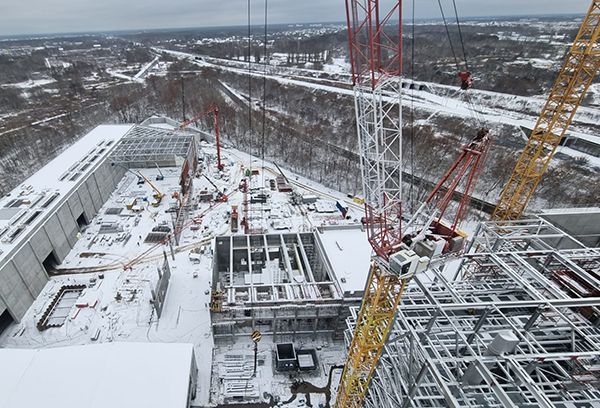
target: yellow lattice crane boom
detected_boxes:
[492,1,600,221]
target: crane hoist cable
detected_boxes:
[437,0,487,128]
[244,0,269,234]
[247,0,253,169]
[437,0,461,71]
[260,0,268,229]
[437,0,469,74]
[452,0,470,72]
[408,0,417,215]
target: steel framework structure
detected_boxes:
[492,1,600,221]
[168,103,224,170]
[353,215,600,407]
[110,126,193,167]
[335,1,403,408]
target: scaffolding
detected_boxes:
[351,215,600,408]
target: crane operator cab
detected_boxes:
[389,249,429,280]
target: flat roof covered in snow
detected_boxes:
[318,227,372,294]
[0,342,194,408]
[0,124,134,260]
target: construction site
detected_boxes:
[1,1,600,408]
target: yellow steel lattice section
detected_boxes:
[334,264,406,408]
[492,0,600,221]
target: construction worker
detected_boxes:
[458,71,473,90]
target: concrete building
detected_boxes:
[0,123,196,330]
[210,227,372,342]
[0,125,134,326]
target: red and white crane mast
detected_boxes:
[347,0,403,258]
[335,2,407,408]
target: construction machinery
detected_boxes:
[334,2,405,408]
[155,163,165,181]
[202,174,228,202]
[122,186,239,271]
[137,171,165,207]
[230,204,239,233]
[335,1,493,407]
[402,130,492,255]
[168,103,225,171]
[491,0,600,221]
[111,163,144,185]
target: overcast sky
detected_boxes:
[0,0,592,37]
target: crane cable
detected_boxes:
[452,0,470,72]
[247,0,269,233]
[261,0,268,232]
[247,0,253,170]
[437,0,461,71]
[451,0,487,127]
[437,0,487,128]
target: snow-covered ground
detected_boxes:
[0,138,364,407]
[1,78,56,89]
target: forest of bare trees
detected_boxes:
[0,17,598,217]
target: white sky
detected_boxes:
[0,0,593,37]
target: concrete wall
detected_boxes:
[541,211,600,248]
[0,261,37,321]
[0,297,7,319]
[0,160,124,323]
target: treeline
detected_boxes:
[160,21,583,97]
[0,102,116,195]
[100,65,598,218]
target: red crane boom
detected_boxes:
[168,103,225,171]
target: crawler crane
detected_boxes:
[402,130,492,253]
[335,2,492,408]
[492,0,600,221]
[334,2,407,408]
